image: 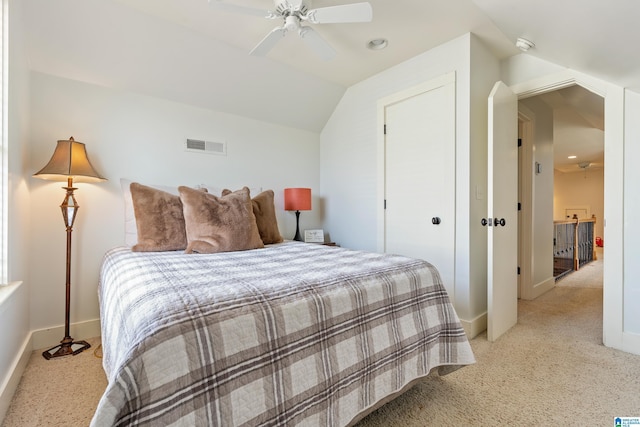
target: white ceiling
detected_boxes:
[108,0,519,87]
[532,86,604,174]
[21,0,629,161]
[473,0,640,92]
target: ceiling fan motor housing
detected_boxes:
[275,0,310,17]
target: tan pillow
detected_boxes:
[122,179,212,247]
[130,182,188,252]
[179,186,264,254]
[222,189,283,245]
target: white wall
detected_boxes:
[500,54,565,87]
[0,0,32,420]
[320,36,469,250]
[624,89,640,334]
[27,72,321,336]
[468,36,501,322]
[320,34,500,329]
[554,168,604,237]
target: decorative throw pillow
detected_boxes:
[130,182,188,252]
[122,179,212,247]
[179,186,264,254]
[222,188,283,245]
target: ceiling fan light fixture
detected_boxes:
[367,38,388,50]
[284,15,300,31]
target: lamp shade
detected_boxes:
[33,137,106,183]
[284,188,311,211]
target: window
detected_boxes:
[0,0,6,284]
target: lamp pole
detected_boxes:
[34,137,106,360]
[43,177,91,359]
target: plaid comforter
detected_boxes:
[92,241,474,426]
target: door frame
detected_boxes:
[517,109,534,299]
[380,75,456,298]
[509,69,627,352]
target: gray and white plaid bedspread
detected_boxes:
[92,241,474,426]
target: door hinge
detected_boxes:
[518,202,522,211]
[384,199,387,209]
[518,138,522,147]
[517,266,521,275]
[384,124,387,135]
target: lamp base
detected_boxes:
[42,337,91,360]
[293,210,303,241]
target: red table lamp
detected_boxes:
[284,188,311,241]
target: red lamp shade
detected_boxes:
[284,188,312,211]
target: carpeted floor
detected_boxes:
[5,250,639,426]
[2,336,107,427]
[555,247,603,289]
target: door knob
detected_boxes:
[481,218,492,227]
[494,218,506,227]
[432,217,441,225]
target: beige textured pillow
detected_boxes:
[222,189,283,245]
[130,182,188,252]
[179,186,264,254]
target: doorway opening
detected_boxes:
[517,84,604,298]
[488,71,624,349]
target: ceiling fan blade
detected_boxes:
[299,26,336,61]
[250,27,287,57]
[307,2,372,24]
[208,0,271,18]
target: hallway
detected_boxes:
[555,247,603,289]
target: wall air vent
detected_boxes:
[185,138,226,156]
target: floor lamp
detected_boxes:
[284,188,311,241]
[33,137,106,360]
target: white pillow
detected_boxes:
[121,178,260,247]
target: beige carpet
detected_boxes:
[2,336,107,427]
[4,259,639,426]
[555,247,603,288]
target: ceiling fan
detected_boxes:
[208,0,373,60]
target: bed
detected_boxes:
[91,241,474,426]
[92,182,474,425]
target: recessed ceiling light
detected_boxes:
[367,38,388,50]
[568,155,577,159]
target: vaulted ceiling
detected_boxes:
[21,0,632,163]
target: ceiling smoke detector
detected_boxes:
[516,37,535,51]
[367,38,388,50]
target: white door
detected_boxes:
[384,76,456,298]
[487,81,519,341]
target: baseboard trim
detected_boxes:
[0,333,33,424]
[530,277,555,300]
[31,318,101,351]
[460,312,487,339]
[621,331,640,356]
